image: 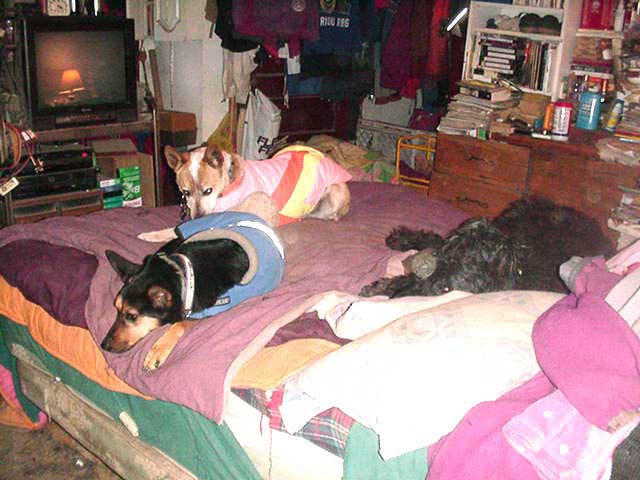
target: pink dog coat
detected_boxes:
[215,145,352,225]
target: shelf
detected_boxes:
[576,28,624,39]
[34,117,153,143]
[473,1,564,16]
[474,28,563,43]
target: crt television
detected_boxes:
[22,16,138,131]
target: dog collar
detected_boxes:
[170,253,195,317]
[157,252,195,317]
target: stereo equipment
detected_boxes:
[13,167,98,200]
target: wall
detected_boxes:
[127,0,227,145]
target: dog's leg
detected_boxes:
[143,320,197,371]
[308,183,351,221]
[386,227,445,251]
[360,273,423,297]
[138,227,178,243]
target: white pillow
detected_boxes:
[280,290,563,460]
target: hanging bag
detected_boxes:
[241,89,282,159]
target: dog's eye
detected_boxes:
[182,190,191,197]
[124,312,137,323]
[202,187,213,196]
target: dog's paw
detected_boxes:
[360,278,394,297]
[142,321,194,372]
[143,340,176,372]
[138,228,177,243]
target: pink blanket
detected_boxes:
[0,182,466,422]
[426,259,640,479]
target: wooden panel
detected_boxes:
[435,134,529,192]
[529,154,586,208]
[429,171,522,218]
[12,344,197,480]
[11,189,104,224]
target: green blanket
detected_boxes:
[0,315,261,480]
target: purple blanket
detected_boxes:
[0,182,466,422]
[426,259,640,479]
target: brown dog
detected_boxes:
[139,143,351,242]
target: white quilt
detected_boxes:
[280,290,564,460]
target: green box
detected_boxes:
[117,165,141,178]
[120,175,140,200]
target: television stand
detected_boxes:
[34,116,161,205]
[0,117,161,227]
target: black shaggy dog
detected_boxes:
[360,197,616,298]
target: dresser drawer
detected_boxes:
[429,171,522,218]
[435,134,530,192]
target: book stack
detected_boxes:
[458,79,513,102]
[614,102,640,142]
[610,187,640,227]
[474,36,524,80]
[437,83,518,136]
[472,35,553,92]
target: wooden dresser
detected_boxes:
[430,133,640,241]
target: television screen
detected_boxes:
[33,30,128,109]
[23,16,137,130]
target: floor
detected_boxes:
[0,398,120,480]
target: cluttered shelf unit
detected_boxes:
[462,0,581,99]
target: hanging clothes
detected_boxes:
[380,0,451,92]
[231,0,320,57]
[214,0,260,52]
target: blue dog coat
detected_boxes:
[172,211,285,319]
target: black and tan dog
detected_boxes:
[360,197,615,298]
[102,212,285,371]
[102,237,248,370]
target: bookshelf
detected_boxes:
[462,0,582,100]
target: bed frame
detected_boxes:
[11,343,197,480]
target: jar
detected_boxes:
[551,101,573,141]
[576,91,603,130]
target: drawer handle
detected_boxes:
[466,156,496,171]
[456,196,489,209]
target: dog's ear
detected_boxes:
[147,285,173,310]
[105,250,141,282]
[165,145,185,172]
[203,144,225,169]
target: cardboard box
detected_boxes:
[95,153,155,207]
[159,110,197,147]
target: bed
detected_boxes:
[1,181,639,480]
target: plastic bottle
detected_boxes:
[605,97,624,132]
[576,91,603,130]
[542,102,555,134]
[552,101,573,141]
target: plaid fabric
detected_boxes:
[232,387,355,457]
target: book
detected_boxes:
[481,62,515,74]
[483,54,513,65]
[483,50,518,60]
[458,85,512,102]
[486,45,518,54]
